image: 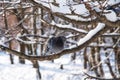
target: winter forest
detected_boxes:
[0,0,120,80]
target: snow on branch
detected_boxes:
[40,19,87,34]
[16,36,43,44]
[0,3,34,11]
[29,0,120,27]
[102,33,120,37]
[18,34,48,39]
[84,72,120,80]
[51,21,88,34]
[16,34,48,44]
[0,23,108,61]
[97,13,120,27]
[103,10,118,22]
[78,23,105,45]
[88,37,120,71]
[29,0,98,25]
[0,0,20,3]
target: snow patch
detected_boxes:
[104,10,118,22]
[0,65,37,80]
[78,23,105,45]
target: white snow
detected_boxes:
[51,21,88,34]
[0,53,37,80]
[35,0,71,14]
[107,0,120,5]
[78,23,105,45]
[16,36,39,44]
[0,52,87,80]
[104,10,118,22]
[0,0,20,3]
[35,0,90,21]
[0,37,7,47]
[0,65,36,80]
[0,0,119,80]
[0,44,116,80]
[35,0,120,22]
[65,15,96,21]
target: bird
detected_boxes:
[45,36,66,55]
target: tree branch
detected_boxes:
[84,73,120,80]
[28,0,99,25]
[29,0,120,27]
[40,19,88,34]
[0,23,109,61]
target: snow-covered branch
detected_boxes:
[0,0,120,79]
[16,37,43,44]
[40,19,87,34]
[0,23,108,61]
[29,0,120,27]
[29,0,98,25]
[16,34,48,44]
[84,73,120,80]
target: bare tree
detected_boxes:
[0,0,120,79]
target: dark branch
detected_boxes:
[0,25,109,61]
[29,0,120,27]
[40,19,87,34]
[84,73,120,80]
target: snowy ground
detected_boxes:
[0,52,37,80]
[0,51,87,80]
[0,50,115,80]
